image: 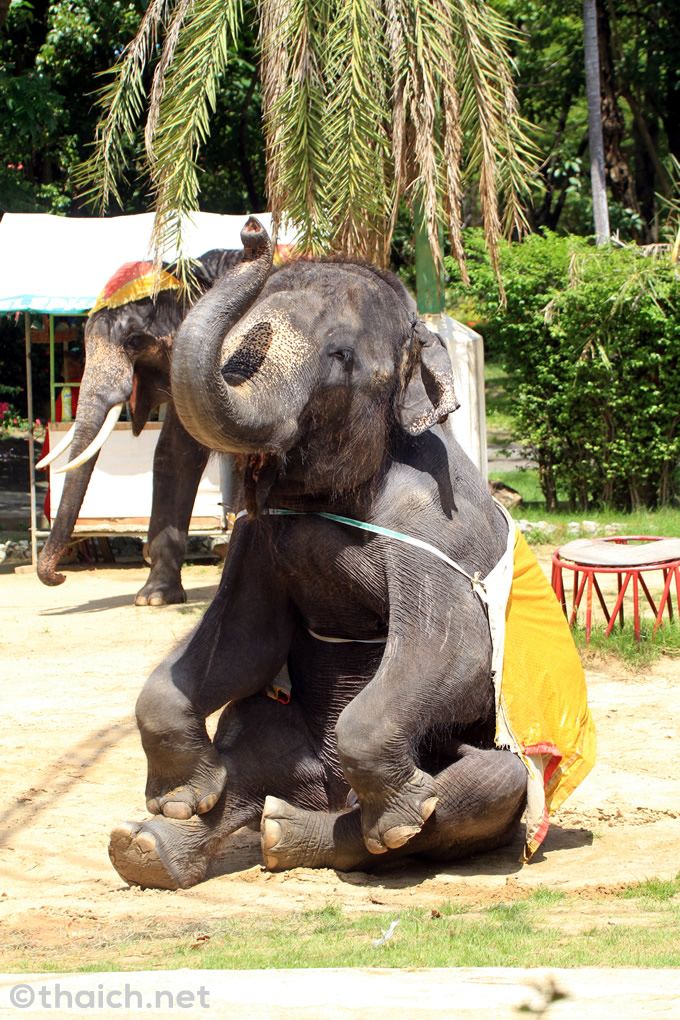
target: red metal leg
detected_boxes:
[633,571,640,642]
[585,570,594,643]
[653,567,675,635]
[617,572,624,628]
[592,575,611,623]
[552,561,567,617]
[638,573,659,619]
[605,572,632,638]
[570,572,588,628]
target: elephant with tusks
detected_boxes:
[37,250,240,605]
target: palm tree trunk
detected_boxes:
[583,0,610,245]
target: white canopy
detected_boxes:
[0,211,291,314]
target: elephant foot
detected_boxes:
[134,579,186,607]
[109,817,210,890]
[261,797,374,873]
[359,768,438,854]
[145,747,227,820]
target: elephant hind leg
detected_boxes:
[109,815,217,890]
[414,744,527,861]
[261,798,373,873]
[261,746,527,873]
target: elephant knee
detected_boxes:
[135,668,191,742]
[335,704,402,784]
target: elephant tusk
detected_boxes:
[35,423,76,470]
[53,403,124,474]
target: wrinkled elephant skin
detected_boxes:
[109,219,528,889]
[37,250,240,605]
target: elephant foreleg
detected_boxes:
[261,745,527,872]
[111,695,334,889]
[334,591,496,855]
[136,540,296,819]
[135,404,209,606]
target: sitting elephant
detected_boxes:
[37,249,240,605]
[109,219,593,889]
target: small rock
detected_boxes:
[581,520,600,535]
[567,522,581,536]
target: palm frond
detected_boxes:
[79,0,537,284]
[260,0,332,254]
[453,0,535,278]
[323,0,392,261]
[145,0,195,164]
[146,0,244,284]
[75,0,174,210]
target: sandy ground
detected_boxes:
[1,554,679,953]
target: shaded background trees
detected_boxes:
[0,0,266,217]
[500,0,680,242]
[1,0,678,246]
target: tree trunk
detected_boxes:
[633,109,658,243]
[596,0,636,211]
[583,0,610,245]
[538,459,557,512]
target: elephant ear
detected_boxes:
[399,320,460,436]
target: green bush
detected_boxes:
[447,231,680,511]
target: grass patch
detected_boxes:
[487,467,680,543]
[489,468,545,506]
[6,888,680,973]
[573,619,680,669]
[618,875,680,903]
[485,361,515,443]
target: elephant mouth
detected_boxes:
[221,322,273,386]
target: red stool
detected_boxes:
[551,536,680,643]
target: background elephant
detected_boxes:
[109,219,533,888]
[37,249,240,605]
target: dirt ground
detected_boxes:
[1,552,679,955]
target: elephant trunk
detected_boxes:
[37,341,134,587]
[171,217,274,453]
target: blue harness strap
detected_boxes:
[235,507,487,600]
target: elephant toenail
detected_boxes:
[136,831,157,853]
[162,801,193,820]
[420,796,438,822]
[382,824,421,849]
[261,818,283,853]
[197,792,219,813]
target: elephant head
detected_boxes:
[37,249,240,587]
[171,218,459,513]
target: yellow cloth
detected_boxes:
[89,269,181,315]
[496,528,597,859]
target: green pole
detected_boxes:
[414,199,445,316]
[49,314,56,421]
[24,312,38,565]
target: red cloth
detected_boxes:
[100,261,154,300]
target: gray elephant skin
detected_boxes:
[37,249,240,605]
[108,218,528,890]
